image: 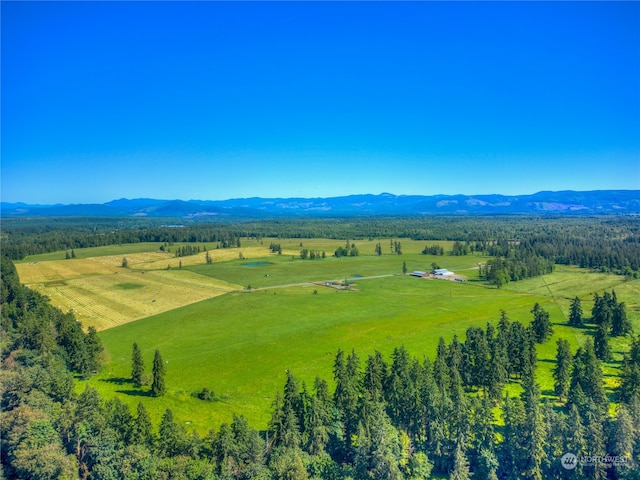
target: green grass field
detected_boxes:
[62,241,640,433]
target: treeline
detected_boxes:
[2,254,639,479]
[480,254,555,287]
[3,217,639,277]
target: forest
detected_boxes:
[1,216,640,479]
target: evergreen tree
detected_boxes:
[520,360,546,480]
[530,303,553,343]
[450,436,472,480]
[612,302,632,337]
[469,395,497,471]
[353,401,403,480]
[618,336,640,404]
[583,401,608,480]
[305,394,330,455]
[157,408,186,457]
[280,404,302,450]
[333,349,361,462]
[594,323,612,362]
[363,350,387,403]
[131,342,145,387]
[151,349,166,397]
[283,370,306,433]
[500,394,527,480]
[553,338,572,400]
[568,341,608,414]
[568,296,583,327]
[564,404,587,477]
[608,405,635,477]
[507,321,528,378]
[131,402,155,451]
[592,293,613,330]
[463,327,490,391]
[433,337,451,395]
[105,397,134,444]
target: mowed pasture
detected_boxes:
[16,244,246,330]
[42,238,637,433]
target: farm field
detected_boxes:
[16,246,244,330]
[16,239,468,330]
[29,238,634,433]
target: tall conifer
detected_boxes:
[151,349,166,397]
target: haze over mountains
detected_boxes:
[2,190,638,218]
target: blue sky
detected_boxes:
[2,1,639,204]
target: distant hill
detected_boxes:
[2,190,638,218]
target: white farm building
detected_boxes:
[432,268,454,276]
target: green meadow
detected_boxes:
[72,241,640,432]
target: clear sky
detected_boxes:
[2,1,639,204]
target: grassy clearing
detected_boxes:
[83,275,556,431]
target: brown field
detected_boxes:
[16,251,245,330]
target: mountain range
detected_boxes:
[2,190,638,218]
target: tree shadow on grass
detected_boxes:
[101,377,132,385]
[115,389,153,397]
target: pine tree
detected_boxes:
[553,338,572,400]
[433,337,451,394]
[333,349,361,462]
[594,323,612,361]
[283,370,305,432]
[530,303,553,343]
[507,321,528,378]
[131,342,145,387]
[612,302,632,337]
[363,351,387,403]
[583,401,608,480]
[500,394,527,480]
[305,394,329,455]
[520,359,546,480]
[568,296,583,327]
[564,404,587,477]
[592,293,613,329]
[618,336,640,404]
[280,404,302,449]
[157,408,186,457]
[151,349,166,397]
[450,436,472,480]
[353,401,403,480]
[131,402,155,450]
[568,341,608,414]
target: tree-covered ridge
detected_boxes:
[2,256,639,479]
